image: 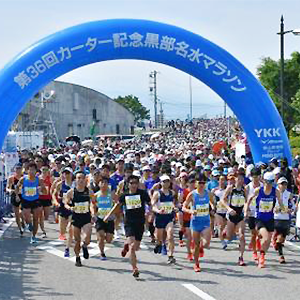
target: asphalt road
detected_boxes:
[0,219,299,300]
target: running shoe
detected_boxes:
[279,256,286,264]
[161,244,167,255]
[20,230,24,237]
[133,268,140,278]
[30,236,37,244]
[167,256,176,264]
[179,240,184,247]
[121,243,129,257]
[187,253,193,262]
[194,263,201,272]
[75,257,82,267]
[64,248,70,258]
[100,253,107,261]
[258,254,265,268]
[238,256,246,266]
[42,231,47,238]
[58,234,66,241]
[28,223,33,232]
[221,240,227,250]
[153,244,162,254]
[82,244,89,259]
[252,252,258,261]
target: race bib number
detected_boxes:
[73,202,89,214]
[259,200,273,213]
[231,195,245,207]
[24,187,37,197]
[217,201,227,212]
[160,201,173,214]
[275,204,288,214]
[125,195,142,210]
[196,204,209,217]
[97,208,111,218]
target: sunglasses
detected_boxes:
[198,181,206,184]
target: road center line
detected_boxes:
[182,284,217,300]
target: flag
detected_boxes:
[90,121,96,136]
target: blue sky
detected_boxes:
[1,0,300,120]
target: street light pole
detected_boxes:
[279,15,285,120]
[277,15,300,126]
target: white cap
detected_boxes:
[263,172,275,181]
[176,162,182,168]
[195,159,202,167]
[62,167,73,173]
[218,159,225,164]
[132,170,141,177]
[142,165,151,171]
[277,177,288,184]
[208,154,214,160]
[160,174,171,182]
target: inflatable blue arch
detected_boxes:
[0,19,291,163]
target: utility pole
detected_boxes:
[149,71,158,128]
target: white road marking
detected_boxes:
[0,218,14,239]
[37,240,112,262]
[285,241,300,250]
[182,284,217,300]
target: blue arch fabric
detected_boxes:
[0,19,291,163]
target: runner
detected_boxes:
[38,164,53,238]
[212,175,228,249]
[183,173,214,272]
[6,164,24,236]
[92,176,118,260]
[274,176,294,264]
[221,172,247,266]
[53,167,74,257]
[245,171,284,268]
[152,174,176,264]
[15,162,47,244]
[104,174,151,278]
[64,171,93,267]
[245,167,263,261]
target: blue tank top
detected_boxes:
[144,178,156,190]
[158,190,174,215]
[191,190,210,223]
[95,190,114,219]
[22,175,39,201]
[256,186,276,221]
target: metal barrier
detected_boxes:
[0,179,12,222]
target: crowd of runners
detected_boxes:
[3,119,300,278]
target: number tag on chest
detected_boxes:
[259,200,273,213]
[74,202,89,213]
[160,201,173,214]
[196,204,209,216]
[125,195,142,210]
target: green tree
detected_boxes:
[114,95,150,123]
[257,51,300,133]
